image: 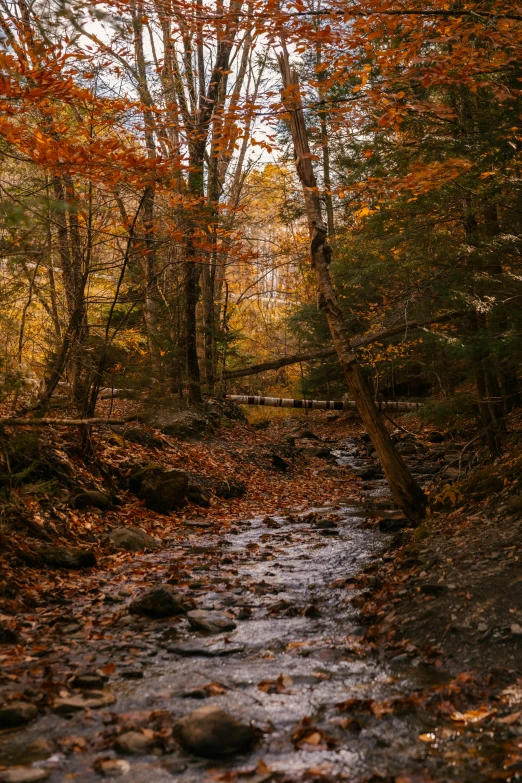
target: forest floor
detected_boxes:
[0,401,521,783]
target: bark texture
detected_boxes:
[277,47,426,522]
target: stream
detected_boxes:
[0,443,448,782]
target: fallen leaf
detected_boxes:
[450,706,496,724]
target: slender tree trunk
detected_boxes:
[463,197,505,453]
[277,48,426,522]
[132,4,164,384]
[316,39,335,235]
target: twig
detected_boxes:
[0,418,125,426]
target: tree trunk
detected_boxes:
[277,47,426,523]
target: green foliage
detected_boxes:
[417,395,478,430]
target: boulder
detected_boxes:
[174,705,255,758]
[72,490,111,510]
[0,701,38,728]
[186,610,237,634]
[0,768,50,783]
[115,731,155,755]
[129,465,188,513]
[146,408,213,440]
[129,585,189,618]
[108,527,162,552]
[0,622,18,644]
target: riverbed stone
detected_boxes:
[175,705,255,758]
[0,701,38,728]
[115,731,155,755]
[129,585,189,618]
[0,768,50,783]
[186,610,237,633]
[52,690,115,715]
[107,526,162,552]
[70,671,107,690]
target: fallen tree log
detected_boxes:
[227,395,422,412]
[0,418,125,426]
[223,313,458,381]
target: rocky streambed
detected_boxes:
[0,440,514,783]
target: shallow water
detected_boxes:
[0,445,447,781]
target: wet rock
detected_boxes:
[0,701,38,728]
[175,705,255,758]
[165,642,244,657]
[378,517,411,533]
[0,768,50,783]
[0,622,18,644]
[130,585,189,618]
[161,758,187,775]
[26,738,54,756]
[115,731,155,755]
[70,671,108,690]
[94,759,131,778]
[129,465,188,513]
[314,519,338,530]
[107,526,162,552]
[17,545,96,570]
[52,690,116,715]
[72,490,111,510]
[187,610,237,633]
[121,669,144,680]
